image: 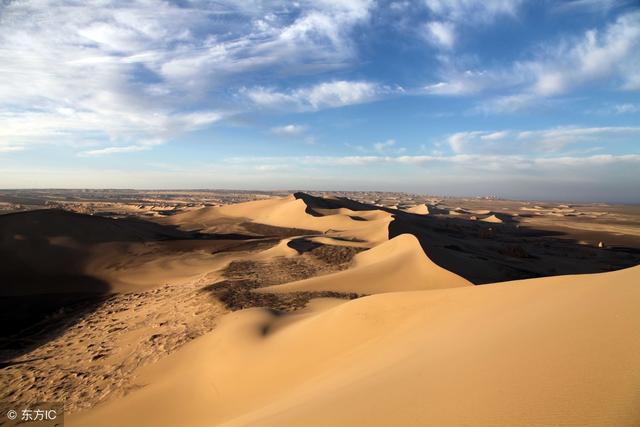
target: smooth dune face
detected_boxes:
[470,209,491,215]
[85,243,235,292]
[259,234,472,294]
[69,265,640,427]
[481,214,503,223]
[403,204,430,215]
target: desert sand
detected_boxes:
[1,191,639,426]
[259,234,471,294]
[70,265,640,427]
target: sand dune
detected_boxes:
[69,265,640,427]
[403,204,430,215]
[481,214,503,223]
[4,193,640,427]
[84,242,238,292]
[469,209,491,215]
[0,209,262,295]
[0,209,200,295]
[168,193,394,243]
[259,234,471,294]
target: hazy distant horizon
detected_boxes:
[2,186,638,205]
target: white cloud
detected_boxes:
[480,131,510,141]
[423,0,522,24]
[424,11,640,108]
[245,80,388,111]
[421,0,523,50]
[531,12,640,96]
[0,0,374,153]
[373,139,406,154]
[0,108,222,153]
[0,145,26,153]
[254,164,291,172]
[445,126,640,154]
[374,139,396,152]
[78,138,165,157]
[222,153,640,171]
[614,103,640,114]
[446,131,485,153]
[424,21,455,49]
[477,93,540,114]
[79,145,151,157]
[552,0,638,14]
[424,69,521,96]
[345,139,406,154]
[271,124,307,137]
[306,81,380,109]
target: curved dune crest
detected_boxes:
[403,204,430,215]
[69,265,640,427]
[470,209,491,215]
[259,234,472,294]
[249,238,300,259]
[169,194,394,242]
[481,214,503,223]
[166,196,316,231]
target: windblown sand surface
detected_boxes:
[70,266,640,427]
[1,192,639,426]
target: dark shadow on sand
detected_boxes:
[387,211,640,284]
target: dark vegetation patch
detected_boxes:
[309,244,363,265]
[204,280,359,312]
[206,244,365,312]
[224,244,362,284]
[224,259,324,284]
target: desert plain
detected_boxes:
[0,188,639,426]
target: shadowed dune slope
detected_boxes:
[292,191,377,212]
[69,265,640,427]
[0,208,188,245]
[259,234,472,294]
[0,209,221,295]
[0,209,180,295]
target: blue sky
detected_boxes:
[0,0,639,202]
